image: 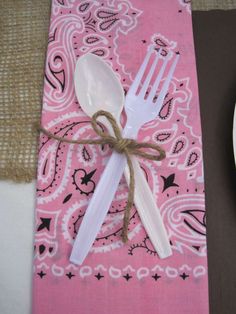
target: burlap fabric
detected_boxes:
[0,0,236,182]
[193,0,236,10]
[0,0,51,182]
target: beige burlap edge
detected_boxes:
[0,0,51,182]
[192,0,236,10]
[0,0,236,183]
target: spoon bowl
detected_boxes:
[74,53,124,128]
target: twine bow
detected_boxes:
[38,110,166,243]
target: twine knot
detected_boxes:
[114,138,133,153]
[38,110,166,243]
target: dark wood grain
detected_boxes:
[192,10,236,314]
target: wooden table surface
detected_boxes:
[192,10,236,314]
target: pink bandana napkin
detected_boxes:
[33,1,208,313]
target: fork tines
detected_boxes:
[129,48,180,108]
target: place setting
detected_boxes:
[32,1,208,314]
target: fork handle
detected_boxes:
[124,157,172,258]
[70,150,127,265]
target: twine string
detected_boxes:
[38,110,166,243]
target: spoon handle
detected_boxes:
[124,157,172,258]
[70,151,127,265]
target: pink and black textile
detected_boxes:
[33,1,208,313]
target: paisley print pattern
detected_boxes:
[178,0,191,13]
[34,7,208,314]
[33,2,208,314]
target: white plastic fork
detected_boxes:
[70,48,179,265]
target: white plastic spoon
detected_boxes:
[73,53,172,262]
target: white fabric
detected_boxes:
[0,181,35,314]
